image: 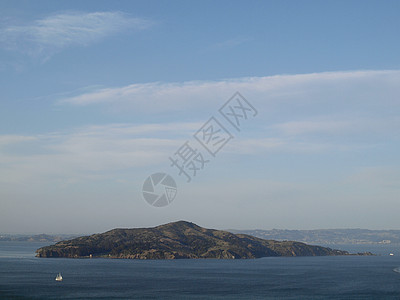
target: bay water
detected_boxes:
[1,242,400,299]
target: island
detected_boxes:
[35,221,369,259]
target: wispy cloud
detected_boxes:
[0,135,37,147]
[2,70,400,198]
[271,120,354,136]
[54,70,400,155]
[0,122,200,185]
[0,11,152,58]
[226,137,364,155]
[58,70,400,112]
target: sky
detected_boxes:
[0,0,399,234]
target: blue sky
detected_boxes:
[0,0,399,233]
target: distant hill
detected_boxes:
[0,234,78,243]
[228,229,400,245]
[35,221,356,259]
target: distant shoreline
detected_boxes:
[3,227,400,245]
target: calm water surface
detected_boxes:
[0,242,400,299]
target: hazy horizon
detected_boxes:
[3,221,400,236]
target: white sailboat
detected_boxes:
[55,273,63,281]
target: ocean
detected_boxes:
[0,242,400,299]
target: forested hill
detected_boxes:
[35,221,353,259]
